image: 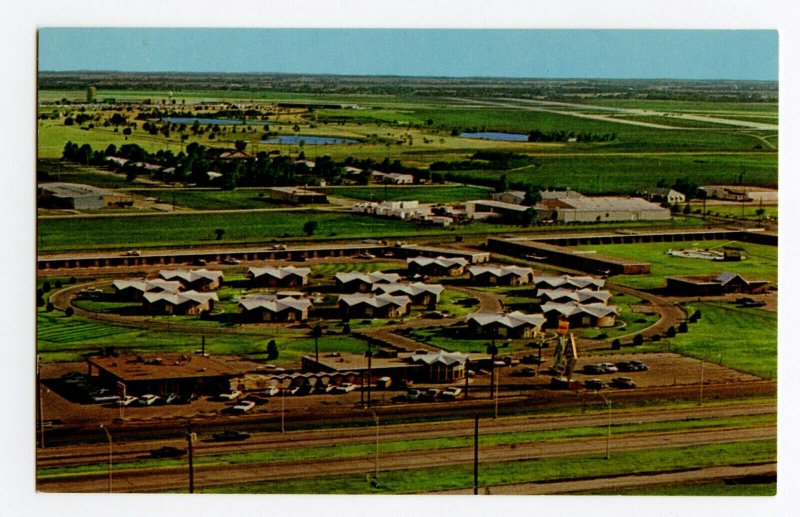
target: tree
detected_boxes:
[683,203,692,215]
[214,228,225,240]
[665,326,676,338]
[64,307,74,317]
[632,334,644,346]
[266,340,279,360]
[64,117,74,126]
[123,127,132,136]
[678,321,689,333]
[497,174,509,193]
[234,140,247,152]
[303,220,319,236]
[755,207,766,221]
[611,338,621,350]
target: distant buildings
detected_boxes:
[112,279,182,301]
[641,188,686,204]
[465,199,530,221]
[532,274,606,291]
[159,269,224,291]
[334,271,402,293]
[467,311,546,338]
[666,272,770,296]
[38,182,132,210]
[540,301,619,328]
[265,187,328,204]
[468,265,534,286]
[536,193,670,223]
[371,171,414,184]
[143,290,218,315]
[700,185,778,203]
[238,294,312,322]
[371,282,444,308]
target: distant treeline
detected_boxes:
[527,129,616,143]
[430,151,536,171]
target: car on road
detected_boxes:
[583,364,604,375]
[629,360,649,371]
[138,394,161,406]
[122,250,141,256]
[149,446,187,459]
[403,389,423,402]
[211,430,251,441]
[518,366,537,377]
[521,354,545,365]
[611,377,637,389]
[162,393,179,405]
[118,396,138,407]
[439,387,462,400]
[357,253,376,259]
[222,258,241,265]
[583,379,606,390]
[92,394,121,404]
[599,363,618,373]
[231,400,256,413]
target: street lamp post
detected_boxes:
[598,394,611,460]
[100,425,112,493]
[371,412,380,487]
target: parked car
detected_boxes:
[92,394,121,404]
[357,253,376,259]
[123,250,141,256]
[583,364,604,375]
[245,393,271,405]
[583,379,606,390]
[266,386,281,396]
[629,360,649,371]
[162,393,179,405]
[333,383,357,394]
[611,377,637,389]
[439,387,462,400]
[150,446,186,458]
[218,390,242,401]
[222,258,241,265]
[518,366,537,377]
[521,354,544,365]
[231,400,256,413]
[404,389,423,402]
[615,361,636,372]
[599,363,619,373]
[419,388,440,401]
[118,396,138,407]
[138,394,161,406]
[212,430,251,441]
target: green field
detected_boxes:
[703,204,779,220]
[638,301,777,379]
[129,188,294,210]
[575,241,778,290]
[322,185,492,203]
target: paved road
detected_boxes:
[38,424,775,493]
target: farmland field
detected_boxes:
[129,188,294,210]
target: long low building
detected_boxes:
[266,187,328,204]
[338,293,411,318]
[159,269,224,290]
[38,182,132,209]
[238,294,312,322]
[666,272,771,296]
[407,256,469,277]
[537,195,671,222]
[87,354,242,396]
[334,271,402,293]
[143,290,218,315]
[371,282,444,308]
[301,350,469,384]
[540,301,619,328]
[467,310,546,338]
[248,265,310,287]
[468,265,534,286]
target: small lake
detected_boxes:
[160,117,256,125]
[460,132,529,142]
[260,136,359,145]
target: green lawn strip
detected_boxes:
[36,414,774,479]
[574,241,777,290]
[129,189,293,210]
[321,185,492,203]
[197,439,776,494]
[703,204,778,220]
[632,301,777,379]
[578,480,776,496]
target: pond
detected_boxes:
[260,135,359,145]
[460,131,529,142]
[160,117,264,125]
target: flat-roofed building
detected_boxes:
[38,182,132,209]
[539,196,671,223]
[247,265,310,287]
[465,199,529,221]
[266,186,328,204]
[666,272,770,296]
[372,171,414,184]
[159,269,224,291]
[87,354,241,396]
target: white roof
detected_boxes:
[408,350,468,366]
[159,269,224,283]
[466,199,529,212]
[112,279,182,293]
[143,290,218,306]
[337,293,411,309]
[39,182,115,198]
[532,274,605,290]
[371,282,445,297]
[248,265,311,280]
[557,196,667,212]
[468,265,533,278]
[238,295,312,313]
[540,301,618,319]
[467,310,546,329]
[334,271,401,285]
[407,256,468,268]
[537,288,613,304]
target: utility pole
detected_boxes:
[372,412,380,486]
[464,359,469,399]
[699,358,705,407]
[186,425,195,493]
[281,387,286,433]
[366,342,373,408]
[473,415,479,495]
[100,425,112,493]
[494,367,500,419]
[37,355,44,449]
[604,396,611,460]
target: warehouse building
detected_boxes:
[467,311,546,338]
[334,271,402,293]
[666,272,771,296]
[468,265,534,286]
[238,294,312,322]
[247,265,310,287]
[337,293,411,319]
[159,269,224,291]
[537,195,671,223]
[38,182,132,210]
[266,187,328,204]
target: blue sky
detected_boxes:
[39,28,778,80]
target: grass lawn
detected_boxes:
[702,204,778,220]
[636,301,777,379]
[573,241,778,290]
[197,439,776,494]
[322,185,492,203]
[129,188,294,210]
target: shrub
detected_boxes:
[611,338,621,350]
[651,334,661,342]
[42,282,51,293]
[632,334,644,346]
[46,302,54,312]
[266,340,279,360]
[64,307,74,317]
[678,321,689,333]
[665,326,676,338]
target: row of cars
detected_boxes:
[582,360,648,375]
[149,430,253,459]
[394,386,462,402]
